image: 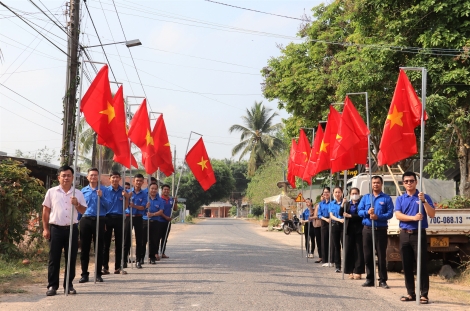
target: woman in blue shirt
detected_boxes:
[329,187,344,272]
[143,184,161,264]
[318,187,331,266]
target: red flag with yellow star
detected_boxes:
[151,114,174,176]
[287,138,297,189]
[80,65,115,145]
[377,69,428,166]
[303,124,324,179]
[185,137,216,191]
[127,99,157,174]
[97,86,138,169]
[331,96,369,173]
[293,129,311,184]
[314,106,341,175]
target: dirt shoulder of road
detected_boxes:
[244,218,470,309]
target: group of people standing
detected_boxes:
[42,165,177,296]
[301,172,435,304]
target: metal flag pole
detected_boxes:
[146,174,151,263]
[94,145,102,284]
[66,49,85,296]
[328,170,333,267]
[126,97,146,269]
[347,91,376,286]
[342,170,347,280]
[300,178,304,259]
[400,67,427,305]
[120,167,126,274]
[301,126,315,263]
[161,131,202,257]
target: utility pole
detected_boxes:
[60,0,81,166]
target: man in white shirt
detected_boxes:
[42,165,87,296]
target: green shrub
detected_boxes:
[269,218,281,227]
[247,214,254,218]
[446,196,470,209]
[185,215,193,223]
[251,205,263,217]
[230,206,237,216]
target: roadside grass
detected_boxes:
[0,258,47,294]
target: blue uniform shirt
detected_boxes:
[301,208,310,221]
[157,196,174,222]
[106,185,125,215]
[81,185,110,217]
[358,192,394,227]
[143,195,161,221]
[126,188,148,216]
[318,200,331,219]
[395,190,434,230]
[329,200,343,219]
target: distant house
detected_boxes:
[200,202,232,218]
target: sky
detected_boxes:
[0,0,323,167]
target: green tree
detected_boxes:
[0,159,45,257]
[15,146,58,163]
[262,0,470,197]
[164,159,235,215]
[229,101,284,176]
[223,159,249,204]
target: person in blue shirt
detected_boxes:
[329,187,345,272]
[317,187,332,266]
[123,174,147,269]
[155,184,178,260]
[102,171,128,275]
[142,183,161,264]
[395,172,435,304]
[301,199,315,258]
[358,175,394,289]
[79,168,110,283]
[141,176,158,262]
[341,187,364,280]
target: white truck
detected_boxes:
[347,172,470,271]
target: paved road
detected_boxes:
[1,219,426,310]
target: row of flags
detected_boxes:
[287,69,427,188]
[79,65,216,191]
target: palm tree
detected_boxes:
[229,101,283,176]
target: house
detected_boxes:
[200,202,232,218]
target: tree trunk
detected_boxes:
[456,127,470,198]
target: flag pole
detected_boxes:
[328,169,333,267]
[146,174,151,264]
[301,126,315,263]
[342,170,347,280]
[66,49,85,296]
[300,178,303,259]
[347,91,376,286]
[93,145,102,284]
[120,166,126,274]
[161,131,202,257]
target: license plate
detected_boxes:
[430,237,449,247]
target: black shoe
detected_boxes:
[362,280,374,287]
[64,286,76,294]
[379,281,389,289]
[96,276,104,282]
[79,276,89,283]
[46,287,56,296]
[136,262,142,269]
[102,269,110,275]
[150,258,156,264]
[114,269,121,274]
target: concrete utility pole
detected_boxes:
[60,0,80,165]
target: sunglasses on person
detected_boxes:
[403,179,416,184]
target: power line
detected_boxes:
[0,105,62,135]
[204,0,309,22]
[0,83,62,119]
[0,35,66,62]
[0,1,69,57]
[0,92,61,123]
[83,0,117,81]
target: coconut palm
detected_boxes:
[229,101,283,176]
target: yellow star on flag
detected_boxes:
[99,101,115,124]
[387,106,404,129]
[197,157,208,170]
[320,140,329,153]
[302,151,308,162]
[336,133,342,140]
[145,129,154,146]
[164,142,170,147]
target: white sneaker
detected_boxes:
[322,263,329,267]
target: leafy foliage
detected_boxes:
[0,159,45,258]
[229,101,284,176]
[250,205,263,217]
[15,146,58,164]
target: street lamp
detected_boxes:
[82,39,142,49]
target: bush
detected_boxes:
[185,215,193,223]
[446,196,470,209]
[251,205,263,217]
[247,214,254,218]
[269,218,281,227]
[230,206,237,216]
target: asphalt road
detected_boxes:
[1,219,429,310]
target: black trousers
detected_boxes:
[331,222,343,269]
[47,224,78,290]
[142,220,159,259]
[103,216,124,271]
[160,222,171,254]
[314,227,322,258]
[344,229,365,274]
[363,226,388,282]
[321,221,331,263]
[124,216,143,262]
[155,221,169,255]
[304,223,314,254]
[400,230,429,298]
[79,217,105,277]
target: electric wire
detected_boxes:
[0,105,62,135]
[0,35,66,62]
[0,92,61,123]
